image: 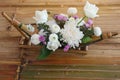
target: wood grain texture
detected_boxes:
[0,0,120,80]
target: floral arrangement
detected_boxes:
[30,1,102,60]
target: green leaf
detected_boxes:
[82,36,92,43]
[38,23,49,31]
[37,46,53,60]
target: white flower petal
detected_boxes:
[84,1,99,18]
[49,33,58,42]
[38,29,47,36]
[67,7,78,15]
[33,10,48,24]
[47,41,61,51]
[26,24,35,32]
[94,27,102,36]
[46,20,56,27]
[50,24,60,33]
[31,34,40,45]
[60,19,84,48]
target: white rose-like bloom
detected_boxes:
[67,7,78,16]
[84,1,99,18]
[60,19,84,48]
[49,33,59,42]
[47,41,61,51]
[38,29,47,36]
[31,34,40,45]
[94,27,102,36]
[33,10,48,24]
[26,24,35,32]
[46,20,56,27]
[50,24,60,33]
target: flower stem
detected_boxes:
[77,16,86,25]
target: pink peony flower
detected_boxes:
[39,35,45,42]
[54,14,68,21]
[85,23,90,28]
[87,19,93,25]
[85,19,93,28]
[57,15,64,20]
[73,15,79,19]
[62,17,68,21]
[54,15,58,19]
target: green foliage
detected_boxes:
[37,46,53,60]
[82,36,92,43]
[38,23,49,31]
[80,26,94,37]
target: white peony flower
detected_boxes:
[47,41,58,51]
[38,29,47,36]
[47,41,61,51]
[46,20,56,27]
[94,27,102,36]
[50,24,60,33]
[31,34,40,45]
[60,19,84,48]
[84,1,99,18]
[67,7,78,16]
[76,18,85,26]
[49,33,59,42]
[33,10,48,24]
[65,17,76,28]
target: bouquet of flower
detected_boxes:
[2,1,118,60]
[29,1,103,59]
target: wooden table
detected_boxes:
[0,0,120,80]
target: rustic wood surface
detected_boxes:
[0,0,120,80]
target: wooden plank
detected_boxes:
[0,64,17,70]
[21,0,120,5]
[22,48,120,57]
[18,0,120,6]
[0,70,16,75]
[0,7,17,30]
[21,68,120,79]
[0,38,19,58]
[0,0,19,7]
[0,60,20,65]
[0,31,21,38]
[20,78,119,80]
[19,47,120,65]
[0,0,19,3]
[22,56,120,65]
[24,65,120,71]
[15,6,120,17]
[0,77,15,80]
[0,38,19,48]
[0,37,20,59]
[0,75,16,80]
[0,0,120,7]
[89,43,120,50]
[0,48,19,53]
[0,64,18,80]
[24,58,120,65]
